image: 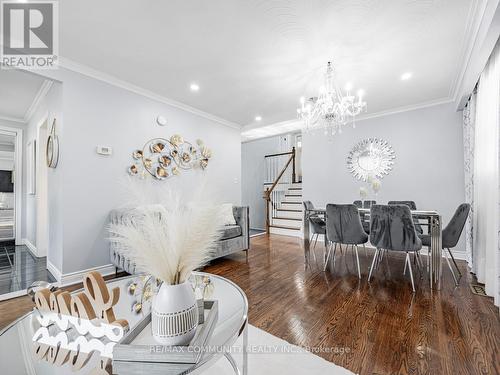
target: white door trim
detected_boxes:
[0,125,23,245]
[35,114,49,257]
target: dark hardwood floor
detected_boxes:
[204,234,500,375]
[0,234,499,374]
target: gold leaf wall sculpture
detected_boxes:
[128,134,212,180]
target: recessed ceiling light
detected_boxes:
[190,83,200,91]
[401,72,413,81]
[255,116,262,121]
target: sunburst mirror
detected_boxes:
[346,138,395,181]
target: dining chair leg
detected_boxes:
[405,252,416,293]
[323,242,333,272]
[332,243,338,268]
[311,244,318,264]
[447,248,462,277]
[355,245,361,279]
[368,248,380,282]
[313,233,319,249]
[403,254,408,275]
[443,249,459,286]
[374,249,382,270]
[362,243,368,258]
[426,246,430,273]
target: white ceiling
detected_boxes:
[59,0,472,129]
[0,69,47,122]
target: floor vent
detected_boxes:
[469,284,487,296]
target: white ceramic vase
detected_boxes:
[151,281,198,345]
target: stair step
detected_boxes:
[281,201,301,205]
[283,195,302,203]
[285,194,302,197]
[281,204,302,210]
[276,209,302,219]
[269,226,302,237]
[272,216,301,221]
[272,217,302,227]
[270,224,301,231]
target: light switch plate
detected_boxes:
[96,146,112,155]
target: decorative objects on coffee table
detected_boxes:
[0,272,248,375]
[46,119,59,168]
[108,191,224,345]
[128,134,212,180]
[30,271,130,374]
[347,138,395,181]
[33,271,129,341]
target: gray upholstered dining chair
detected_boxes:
[368,204,423,292]
[324,204,368,278]
[303,201,326,262]
[419,203,470,285]
[353,200,376,233]
[388,200,423,234]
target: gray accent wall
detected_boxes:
[302,102,466,253]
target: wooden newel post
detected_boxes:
[291,147,296,183]
[264,188,270,233]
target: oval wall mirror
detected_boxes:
[346,138,395,181]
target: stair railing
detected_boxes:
[263,147,296,233]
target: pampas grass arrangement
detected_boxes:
[108,188,225,285]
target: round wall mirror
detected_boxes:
[346,138,395,181]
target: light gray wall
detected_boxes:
[23,81,63,270]
[55,68,241,274]
[302,102,467,253]
[242,136,281,230]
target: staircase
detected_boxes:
[268,182,303,237]
[263,146,303,238]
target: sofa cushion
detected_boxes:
[221,225,242,240]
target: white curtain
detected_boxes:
[463,93,476,266]
[472,39,500,307]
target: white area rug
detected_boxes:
[201,325,356,374]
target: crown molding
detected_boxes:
[451,0,500,109]
[354,97,454,123]
[0,114,25,124]
[24,79,53,123]
[449,0,485,102]
[58,57,242,130]
[241,97,454,142]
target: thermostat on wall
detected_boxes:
[96,146,113,155]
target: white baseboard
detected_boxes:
[0,289,28,302]
[0,263,116,301]
[59,264,116,287]
[47,260,62,283]
[22,238,38,257]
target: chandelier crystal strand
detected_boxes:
[297,62,366,135]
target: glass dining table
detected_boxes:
[303,207,443,290]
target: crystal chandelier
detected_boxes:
[297,62,367,135]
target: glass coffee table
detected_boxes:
[0,272,248,375]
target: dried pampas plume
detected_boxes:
[108,184,225,285]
